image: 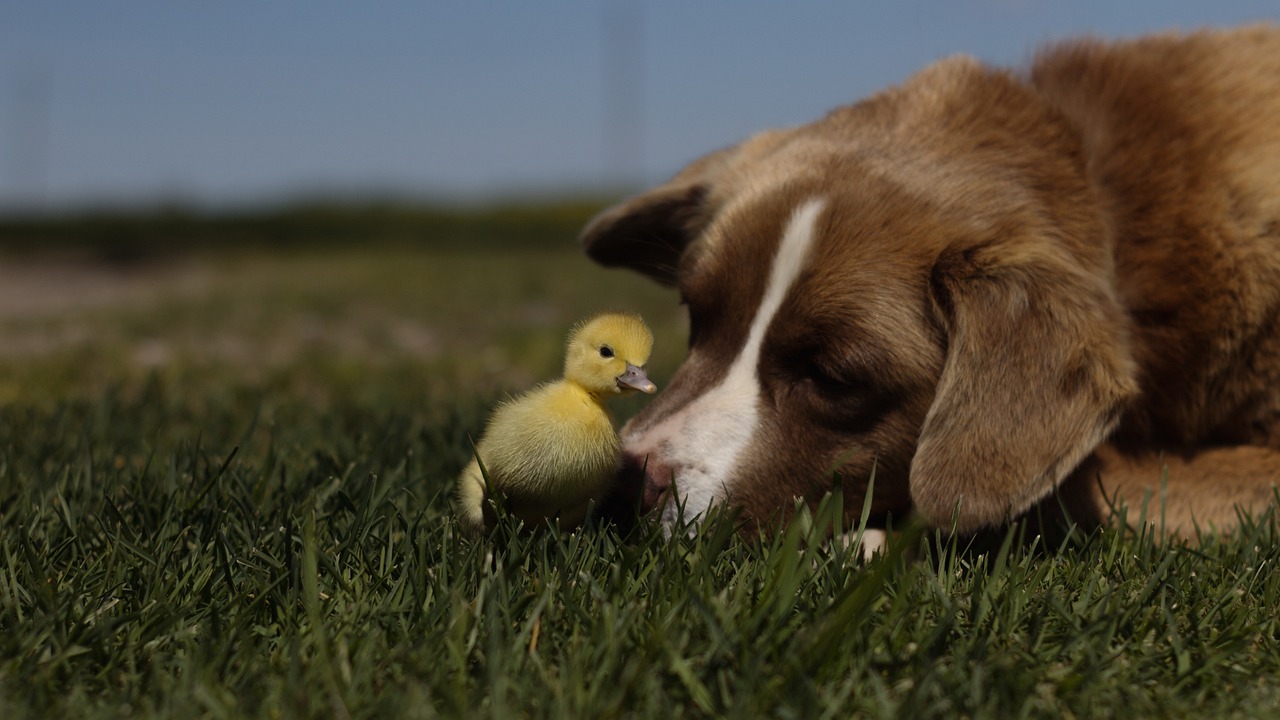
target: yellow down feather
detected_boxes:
[457,312,656,532]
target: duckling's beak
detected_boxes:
[617,363,657,394]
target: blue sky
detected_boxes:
[1,1,1275,210]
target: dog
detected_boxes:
[580,25,1280,539]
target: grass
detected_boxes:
[2,221,1280,718]
[0,199,609,260]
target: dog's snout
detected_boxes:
[619,450,673,514]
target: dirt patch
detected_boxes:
[0,257,211,320]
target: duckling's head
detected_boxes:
[564,312,657,398]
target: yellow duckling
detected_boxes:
[457,312,657,532]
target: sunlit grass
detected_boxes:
[2,239,1279,718]
[0,245,687,407]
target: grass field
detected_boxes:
[3,215,1280,718]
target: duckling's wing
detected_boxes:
[455,457,487,532]
[478,382,621,502]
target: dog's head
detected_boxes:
[583,58,1139,534]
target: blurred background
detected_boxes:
[1,1,1275,407]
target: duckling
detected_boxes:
[457,312,657,533]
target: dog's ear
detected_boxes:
[579,178,708,286]
[581,130,792,285]
[909,241,1139,533]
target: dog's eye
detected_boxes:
[806,360,845,390]
[799,352,862,396]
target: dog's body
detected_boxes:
[582,25,1280,537]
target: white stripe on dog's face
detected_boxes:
[625,198,827,529]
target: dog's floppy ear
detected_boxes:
[581,130,793,285]
[909,241,1139,533]
[579,178,707,286]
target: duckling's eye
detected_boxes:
[599,345,615,358]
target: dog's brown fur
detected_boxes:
[583,25,1280,537]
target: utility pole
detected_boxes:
[601,0,645,190]
[5,66,52,212]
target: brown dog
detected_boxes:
[581,25,1280,539]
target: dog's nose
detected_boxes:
[618,450,673,514]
